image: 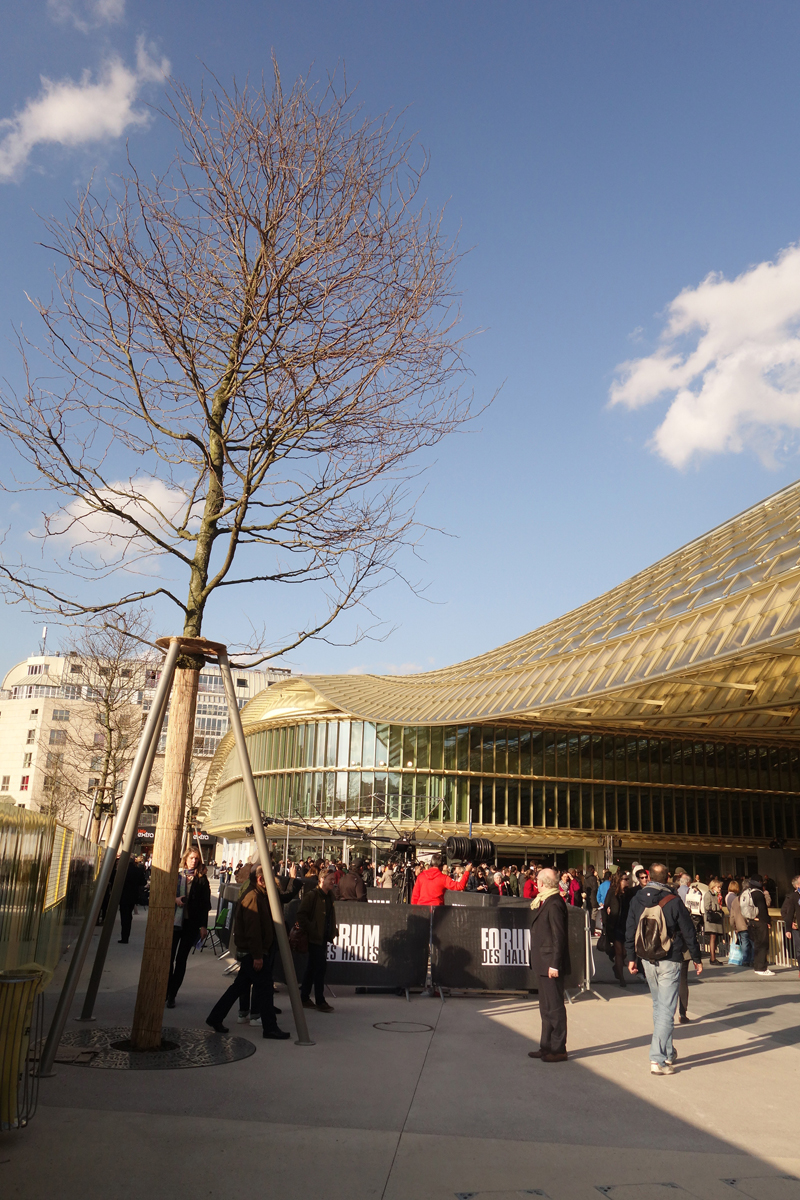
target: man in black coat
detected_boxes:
[781,874,800,977]
[528,867,571,1063]
[118,856,147,943]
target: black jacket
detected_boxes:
[178,871,212,929]
[781,888,800,932]
[603,889,633,943]
[530,893,571,978]
[625,883,701,964]
[337,869,367,902]
[298,887,338,945]
[583,875,598,907]
[121,860,146,904]
[747,885,771,925]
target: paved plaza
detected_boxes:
[2,914,800,1200]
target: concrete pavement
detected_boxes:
[2,910,799,1200]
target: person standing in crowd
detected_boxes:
[583,865,599,934]
[596,870,612,909]
[602,869,633,987]
[508,866,520,896]
[489,871,508,896]
[726,880,751,966]
[675,872,691,901]
[528,867,570,1063]
[741,875,773,977]
[337,858,367,901]
[703,880,725,964]
[118,854,146,944]
[630,866,649,896]
[166,849,211,1008]
[684,878,705,950]
[411,853,472,904]
[781,875,800,978]
[523,870,538,900]
[206,863,289,1039]
[380,861,395,889]
[626,862,702,1075]
[298,868,339,1012]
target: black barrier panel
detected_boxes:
[274,901,430,989]
[431,905,587,992]
[366,886,400,904]
[443,892,530,908]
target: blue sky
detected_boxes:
[2,2,800,679]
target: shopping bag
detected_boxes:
[727,938,744,967]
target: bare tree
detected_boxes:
[0,67,475,1048]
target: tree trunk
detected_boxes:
[130,663,199,1050]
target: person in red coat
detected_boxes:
[411,854,471,905]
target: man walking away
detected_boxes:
[337,858,367,902]
[118,855,146,943]
[206,864,290,1039]
[781,875,800,979]
[626,862,702,1075]
[298,868,339,1012]
[741,876,773,977]
[528,867,571,1064]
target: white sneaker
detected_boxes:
[666,1049,678,1065]
[650,1061,675,1075]
[237,1012,251,1024]
[754,969,775,977]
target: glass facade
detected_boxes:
[209,718,800,844]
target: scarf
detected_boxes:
[530,884,560,910]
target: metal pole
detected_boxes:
[217,650,313,1046]
[39,638,182,1076]
[77,676,172,1021]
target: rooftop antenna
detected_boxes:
[39,624,48,656]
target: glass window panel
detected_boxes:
[304,726,315,768]
[603,735,615,780]
[568,732,579,778]
[325,724,338,768]
[430,727,444,771]
[605,788,616,830]
[324,771,335,816]
[441,776,455,823]
[792,749,800,792]
[557,783,567,828]
[348,771,361,814]
[703,743,715,787]
[758,746,769,789]
[545,783,556,827]
[651,790,663,833]
[469,727,481,772]
[674,790,686,834]
[769,748,779,790]
[555,731,568,777]
[752,799,763,839]
[762,797,775,839]
[293,724,304,768]
[279,729,288,770]
[520,729,532,775]
[569,783,580,828]
[685,792,697,836]
[388,771,400,819]
[649,739,661,784]
[520,783,532,826]
[401,773,413,820]
[533,782,544,826]
[531,731,543,775]
[615,737,627,782]
[495,728,507,775]
[637,788,649,832]
[718,794,730,836]
[313,725,324,769]
[748,746,759,789]
[480,781,493,826]
[638,738,650,783]
[374,770,387,815]
[402,726,417,769]
[468,780,480,826]
[581,784,593,828]
[417,726,430,770]
[697,793,708,836]
[507,782,519,825]
[283,726,295,769]
[427,776,442,822]
[457,727,469,771]
[495,781,506,825]
[415,775,428,821]
[507,729,519,775]
[617,788,629,831]
[376,724,390,769]
[457,777,469,822]
[579,734,591,779]
[628,788,640,831]
[361,771,375,818]
[709,794,720,836]
[659,739,671,785]
[780,748,790,791]
[591,733,603,779]
[389,726,402,769]
[544,732,555,777]
[785,798,797,840]
[334,771,347,816]
[350,722,363,767]
[444,726,457,771]
[362,723,376,769]
[772,797,785,841]
[482,726,494,773]
[336,721,350,769]
[662,789,674,833]
[725,744,737,788]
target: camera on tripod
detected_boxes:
[444,836,496,864]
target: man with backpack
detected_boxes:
[740,875,773,976]
[625,862,702,1076]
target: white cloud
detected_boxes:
[609,243,800,468]
[0,38,169,182]
[47,0,125,33]
[52,477,197,561]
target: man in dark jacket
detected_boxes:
[781,875,800,978]
[298,868,339,1012]
[337,859,367,902]
[118,856,146,943]
[528,867,571,1063]
[206,864,290,1039]
[625,862,702,1075]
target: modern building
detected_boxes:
[0,653,289,840]
[201,481,800,886]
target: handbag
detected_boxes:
[289,921,308,954]
[596,932,608,954]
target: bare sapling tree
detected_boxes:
[0,66,474,1048]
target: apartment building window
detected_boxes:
[49,729,67,745]
[27,664,44,676]
[237,678,247,688]
[23,753,32,768]
[26,729,35,744]
[52,709,70,722]
[70,663,83,673]
[88,777,99,792]
[121,669,132,678]
[0,777,9,792]
[93,732,105,747]
[47,752,64,768]
[20,776,29,791]
[90,755,102,769]
[29,709,38,719]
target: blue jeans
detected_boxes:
[738,928,753,965]
[642,959,682,1066]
